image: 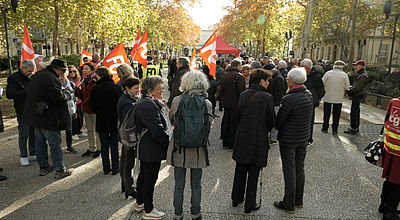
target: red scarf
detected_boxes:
[288,84,304,92]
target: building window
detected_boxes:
[327,47,331,60]
[333,45,337,61]
[316,48,320,60]
[320,47,325,59]
[378,45,389,64]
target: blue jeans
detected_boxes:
[98,131,119,173]
[350,96,362,130]
[17,115,35,157]
[174,167,202,216]
[66,116,73,149]
[35,128,65,171]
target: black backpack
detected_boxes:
[173,94,210,148]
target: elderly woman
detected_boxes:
[133,75,169,219]
[274,68,313,214]
[231,69,275,213]
[167,70,213,220]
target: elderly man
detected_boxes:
[23,59,73,179]
[344,60,368,134]
[274,67,313,214]
[302,58,325,146]
[321,61,350,135]
[168,57,191,107]
[6,59,36,166]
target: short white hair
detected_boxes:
[287,67,307,85]
[300,58,313,69]
[21,59,36,69]
[179,70,209,92]
[278,60,287,68]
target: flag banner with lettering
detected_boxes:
[133,30,147,69]
[130,29,141,58]
[199,31,217,78]
[190,46,197,70]
[103,42,130,83]
[80,49,93,66]
[20,24,35,67]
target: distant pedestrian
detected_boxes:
[278,60,288,79]
[242,64,251,88]
[250,61,262,70]
[23,59,73,179]
[139,57,161,80]
[231,69,275,213]
[68,65,84,141]
[168,57,190,107]
[6,59,36,166]
[344,60,368,134]
[274,68,313,214]
[201,65,218,115]
[167,70,213,220]
[321,61,350,135]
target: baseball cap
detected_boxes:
[352,60,365,66]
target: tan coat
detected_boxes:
[166,90,213,168]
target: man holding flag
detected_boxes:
[138,57,160,80]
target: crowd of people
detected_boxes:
[0,52,399,220]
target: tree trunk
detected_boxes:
[299,0,318,59]
[52,0,59,56]
[348,0,358,64]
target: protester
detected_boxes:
[68,65,84,140]
[344,60,368,134]
[242,64,251,88]
[6,59,36,166]
[139,57,161,79]
[231,68,275,213]
[167,70,212,220]
[321,61,350,135]
[380,97,400,220]
[133,75,169,219]
[216,60,226,111]
[168,57,190,108]
[0,93,5,181]
[274,67,313,214]
[167,58,177,90]
[23,59,73,179]
[201,65,218,116]
[89,67,120,175]
[219,59,245,149]
[302,58,325,146]
[75,62,101,158]
[278,60,288,79]
[34,55,45,72]
[250,61,262,70]
[117,77,140,198]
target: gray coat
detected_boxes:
[167,90,213,168]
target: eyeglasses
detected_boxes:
[69,70,77,73]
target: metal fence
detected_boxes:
[362,92,394,110]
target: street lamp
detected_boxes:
[384,0,398,74]
[285,30,293,57]
[1,0,19,76]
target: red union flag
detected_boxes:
[130,29,141,58]
[103,42,130,83]
[199,31,217,78]
[20,24,35,67]
[190,46,197,70]
[134,30,147,69]
[80,49,92,66]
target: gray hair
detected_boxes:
[178,57,189,67]
[300,58,313,69]
[116,63,133,79]
[179,70,209,92]
[141,75,164,94]
[250,61,262,69]
[333,60,346,70]
[231,58,242,67]
[278,60,287,68]
[287,67,307,85]
[21,59,36,69]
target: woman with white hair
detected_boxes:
[167,70,213,220]
[274,67,313,214]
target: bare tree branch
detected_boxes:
[297,0,307,8]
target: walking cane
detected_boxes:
[259,167,263,205]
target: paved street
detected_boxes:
[0,74,391,220]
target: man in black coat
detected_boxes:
[274,67,313,214]
[23,59,73,179]
[6,59,36,166]
[232,69,275,213]
[302,58,325,146]
[167,57,190,107]
[219,59,245,149]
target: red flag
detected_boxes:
[80,49,93,66]
[199,31,217,78]
[134,30,147,69]
[190,46,197,70]
[103,42,130,83]
[20,24,35,67]
[130,29,141,57]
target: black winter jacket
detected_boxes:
[276,86,313,144]
[304,68,325,107]
[346,69,368,97]
[23,66,71,131]
[219,68,245,110]
[267,71,287,106]
[116,92,135,124]
[89,78,120,133]
[233,84,275,167]
[6,70,32,115]
[135,95,170,162]
[168,66,190,107]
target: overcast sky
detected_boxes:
[185,0,233,30]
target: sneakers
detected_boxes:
[142,208,166,219]
[79,132,88,137]
[39,166,54,176]
[67,147,78,154]
[93,150,101,158]
[82,150,94,157]
[20,157,30,166]
[54,168,73,179]
[72,135,80,141]
[133,202,144,213]
[344,128,359,134]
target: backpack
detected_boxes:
[118,97,150,148]
[173,93,211,148]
